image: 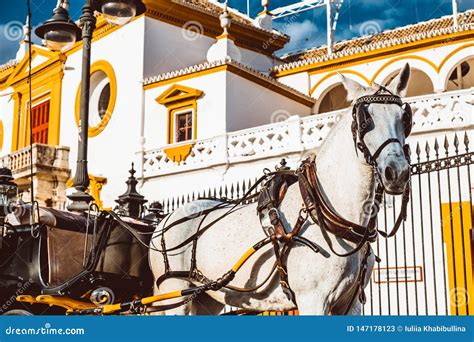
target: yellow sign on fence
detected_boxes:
[441,201,473,315]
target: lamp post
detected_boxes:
[35,0,145,212]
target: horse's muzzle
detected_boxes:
[381,159,410,195]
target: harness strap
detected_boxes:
[371,138,403,162]
[378,183,410,238]
[341,243,372,315]
[270,234,295,302]
[154,172,279,254]
[298,160,378,244]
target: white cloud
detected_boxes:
[279,19,325,53]
[0,22,44,64]
[0,24,21,63]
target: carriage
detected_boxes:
[0,167,159,315]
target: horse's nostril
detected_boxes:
[400,167,410,183]
[385,166,395,182]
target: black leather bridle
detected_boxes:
[349,86,412,239]
[351,87,413,167]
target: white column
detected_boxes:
[326,0,333,54]
[452,0,459,28]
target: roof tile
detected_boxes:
[277,10,474,71]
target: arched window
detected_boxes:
[383,68,434,97]
[317,84,351,113]
[446,58,474,91]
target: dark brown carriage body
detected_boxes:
[0,207,154,314]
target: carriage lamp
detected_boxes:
[34,5,81,52]
[94,0,146,26]
[35,0,145,212]
[0,168,17,230]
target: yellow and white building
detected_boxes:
[0,0,472,316]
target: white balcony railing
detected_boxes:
[143,88,474,178]
[1,143,70,175]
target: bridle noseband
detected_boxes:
[351,87,413,167]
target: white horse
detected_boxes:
[149,64,412,315]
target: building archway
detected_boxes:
[382,68,434,97]
[445,57,474,91]
[317,83,351,113]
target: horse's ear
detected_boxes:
[338,73,372,101]
[386,63,411,97]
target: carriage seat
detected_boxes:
[6,206,153,286]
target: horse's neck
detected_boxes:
[315,112,375,225]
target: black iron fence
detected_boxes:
[161,178,263,214]
[365,133,473,316]
[160,132,473,316]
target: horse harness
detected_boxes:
[155,87,413,312]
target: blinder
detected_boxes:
[401,102,413,137]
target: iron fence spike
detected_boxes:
[464,131,469,152]
[444,135,449,155]
[453,133,459,154]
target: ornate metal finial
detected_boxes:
[115,163,147,218]
[276,158,289,171]
[130,162,136,177]
[415,141,421,156]
[464,131,469,152]
[220,1,231,35]
[444,135,449,156]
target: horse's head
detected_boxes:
[340,63,412,195]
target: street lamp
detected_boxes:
[35,0,146,212]
[34,5,81,52]
[0,167,17,257]
[0,168,17,228]
[95,0,146,26]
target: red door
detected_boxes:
[31,100,50,144]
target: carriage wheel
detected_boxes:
[2,309,33,316]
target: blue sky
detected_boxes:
[0,0,473,63]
